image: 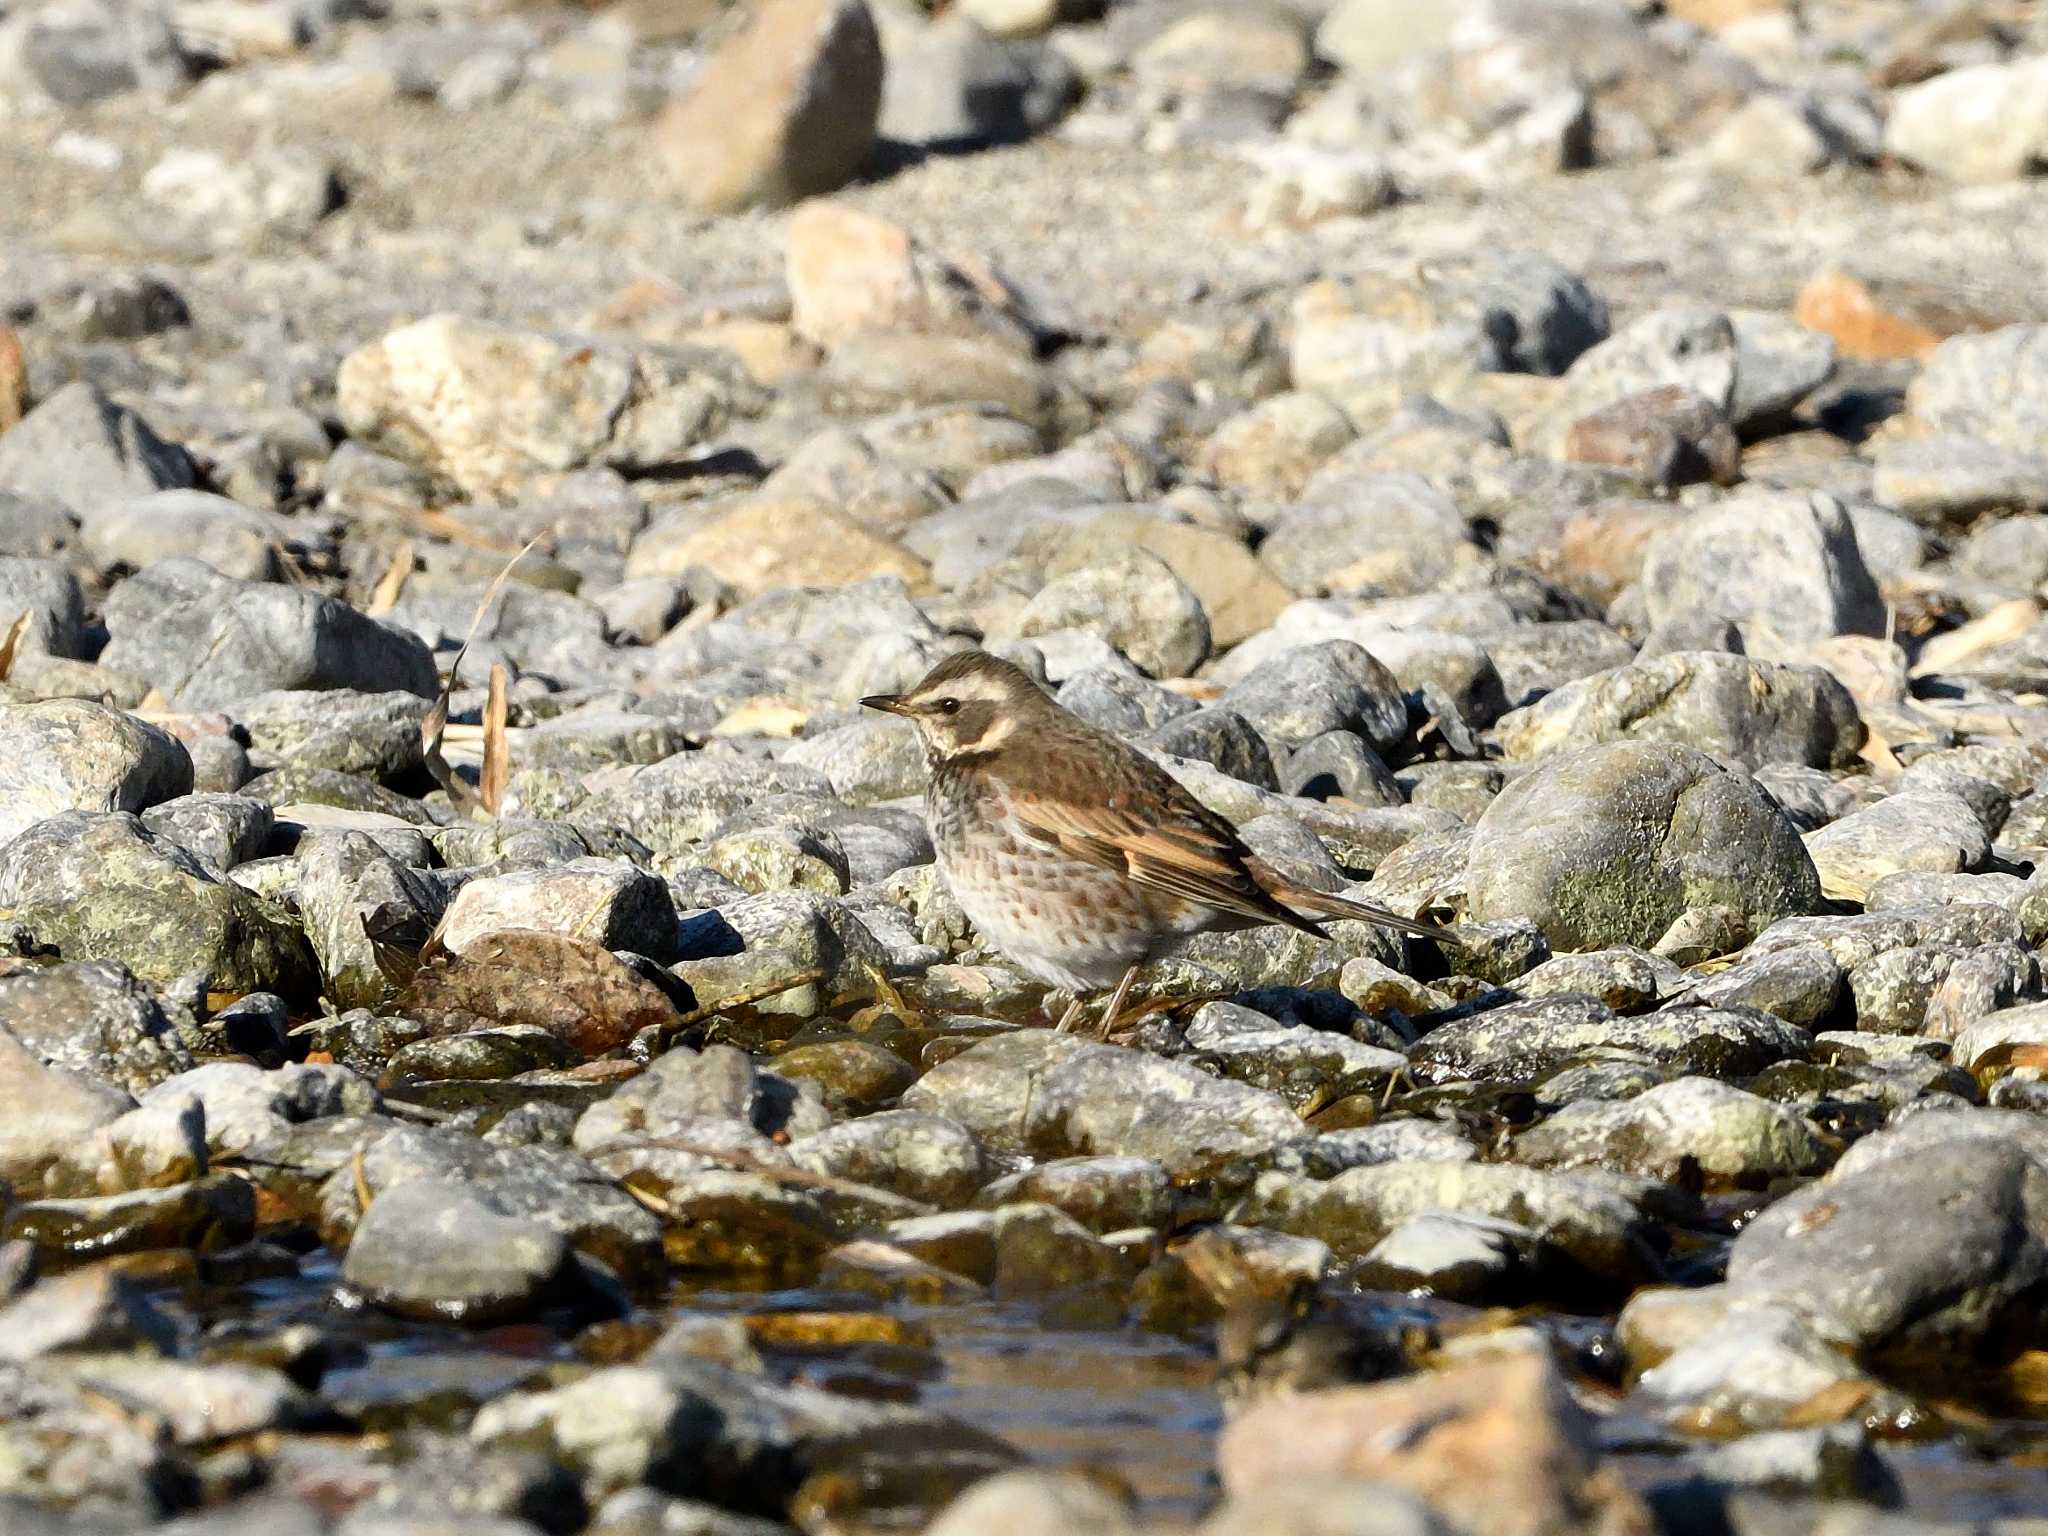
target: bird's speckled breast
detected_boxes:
[927,757,1159,992]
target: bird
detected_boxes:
[861,649,1469,1035]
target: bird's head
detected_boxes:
[861,650,1049,762]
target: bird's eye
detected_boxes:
[937,698,960,715]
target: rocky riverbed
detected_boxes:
[5,0,2048,1531]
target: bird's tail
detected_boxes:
[1284,885,1476,947]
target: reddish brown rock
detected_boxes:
[1793,268,1944,362]
[1564,385,1741,489]
[1218,1354,1653,1536]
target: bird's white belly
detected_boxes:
[936,834,1154,994]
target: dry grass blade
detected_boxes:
[418,530,546,817]
[365,539,416,616]
[480,662,511,816]
[0,612,29,683]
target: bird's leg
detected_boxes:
[1053,993,1087,1033]
[1096,964,1140,1039]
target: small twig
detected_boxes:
[663,967,828,1034]
[350,1144,373,1212]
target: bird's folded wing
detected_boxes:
[1013,795,1323,934]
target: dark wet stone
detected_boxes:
[383,1026,584,1083]
[4,1173,255,1255]
[770,1040,917,1114]
[991,1201,1135,1303]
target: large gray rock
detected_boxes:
[1496,652,1864,770]
[78,491,319,584]
[573,1044,831,1193]
[338,314,730,498]
[142,1060,377,1168]
[470,1353,1011,1507]
[140,794,274,874]
[233,689,432,781]
[575,757,834,856]
[1513,1077,1829,1188]
[1638,491,1885,649]
[0,812,316,996]
[294,831,447,1012]
[436,859,678,962]
[1259,473,1472,598]
[100,561,438,710]
[1802,790,1993,902]
[343,1178,572,1325]
[1883,57,2048,183]
[0,1024,133,1192]
[1535,306,1737,455]
[1464,742,1823,950]
[878,10,1076,147]
[1218,639,1409,756]
[0,557,86,658]
[788,1110,989,1209]
[323,1121,662,1282]
[0,961,193,1095]
[1411,996,1809,1085]
[1902,323,2048,457]
[0,699,192,843]
[1006,549,1210,679]
[905,1030,1308,1180]
[1274,1159,1661,1288]
[0,382,195,515]
[1724,1115,2048,1352]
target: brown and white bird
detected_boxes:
[862,650,1467,1033]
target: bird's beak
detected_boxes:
[861,694,911,716]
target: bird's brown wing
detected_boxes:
[1011,780,1331,939]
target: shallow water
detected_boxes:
[133,1249,2048,1529]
